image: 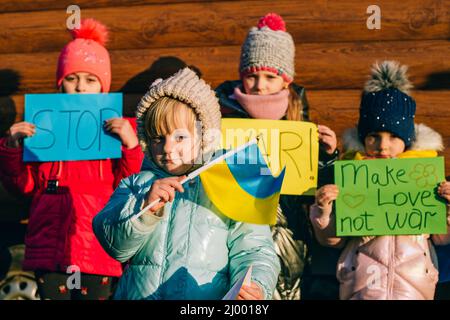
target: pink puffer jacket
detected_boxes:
[337,234,439,299]
[311,202,450,299]
[310,124,450,300]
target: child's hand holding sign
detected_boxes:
[438,181,450,224]
[104,118,139,149]
[315,184,340,217]
[6,121,36,148]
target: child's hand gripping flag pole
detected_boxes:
[132,136,285,225]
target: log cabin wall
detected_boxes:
[0,0,449,218]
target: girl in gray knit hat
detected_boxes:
[93,68,281,300]
[216,13,341,300]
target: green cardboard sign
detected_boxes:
[334,157,447,236]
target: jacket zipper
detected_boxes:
[181,179,199,299]
[387,236,395,299]
[156,179,198,297]
[158,194,177,289]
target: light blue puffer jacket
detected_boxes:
[93,157,280,300]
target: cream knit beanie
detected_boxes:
[136,68,222,161]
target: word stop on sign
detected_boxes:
[23,93,123,162]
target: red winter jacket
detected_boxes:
[0,117,144,277]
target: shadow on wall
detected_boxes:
[0,69,32,224]
[0,69,21,137]
[417,71,450,90]
[119,56,202,117]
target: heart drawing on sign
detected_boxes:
[342,194,366,208]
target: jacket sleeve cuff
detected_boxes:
[432,213,450,246]
[432,228,450,246]
[0,137,25,175]
[309,203,332,230]
[251,278,271,300]
[319,148,339,166]
[0,137,23,154]
[130,198,164,233]
[121,143,143,159]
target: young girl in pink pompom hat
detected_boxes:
[0,18,143,300]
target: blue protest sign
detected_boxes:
[24,93,123,162]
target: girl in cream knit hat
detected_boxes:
[94,68,280,300]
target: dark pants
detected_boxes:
[301,274,340,300]
[435,282,450,300]
[35,270,117,300]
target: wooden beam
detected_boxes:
[0,0,448,54]
[0,0,216,13]
[0,40,448,93]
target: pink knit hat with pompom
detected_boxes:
[56,18,111,92]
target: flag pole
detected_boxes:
[132,136,260,220]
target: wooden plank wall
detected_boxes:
[0,0,449,217]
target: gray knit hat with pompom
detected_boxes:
[240,13,295,82]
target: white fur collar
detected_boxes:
[342,123,444,153]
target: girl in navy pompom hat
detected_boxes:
[310,60,450,300]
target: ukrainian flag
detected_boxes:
[200,141,285,225]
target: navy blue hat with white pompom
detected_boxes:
[358,61,416,147]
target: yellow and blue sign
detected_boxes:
[220,119,319,196]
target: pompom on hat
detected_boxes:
[56,18,111,92]
[239,13,295,82]
[358,60,416,147]
[136,68,222,161]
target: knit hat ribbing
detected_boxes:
[136,68,222,160]
[56,19,111,92]
[358,61,416,147]
[239,13,295,82]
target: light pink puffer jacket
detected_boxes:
[338,234,440,299]
[310,124,450,300]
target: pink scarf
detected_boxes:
[232,86,289,120]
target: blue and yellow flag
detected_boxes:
[200,141,285,225]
